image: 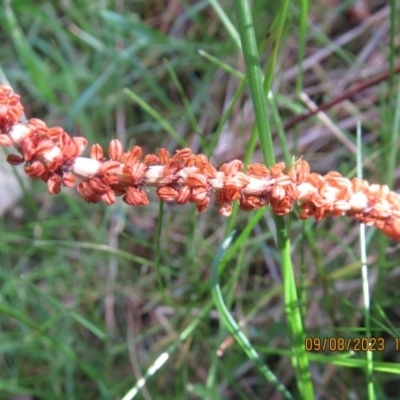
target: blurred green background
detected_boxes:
[1,0,400,399]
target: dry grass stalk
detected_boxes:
[1,85,400,240]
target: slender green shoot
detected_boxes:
[357,122,374,399]
[208,0,241,49]
[233,1,314,397]
[211,231,293,399]
[295,0,308,97]
[124,88,188,148]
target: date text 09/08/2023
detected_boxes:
[305,337,400,352]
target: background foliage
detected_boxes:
[1,0,400,399]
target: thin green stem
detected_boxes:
[268,92,291,166]
[387,84,400,187]
[357,123,375,399]
[388,0,397,99]
[124,88,187,148]
[155,200,172,306]
[263,0,291,95]
[233,1,314,397]
[211,232,293,399]
[208,0,241,49]
[296,0,308,97]
[0,303,111,398]
[233,0,275,166]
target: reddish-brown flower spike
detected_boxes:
[247,163,269,177]
[46,156,64,174]
[129,162,147,183]
[299,203,314,219]
[107,184,125,197]
[58,130,73,148]
[123,187,149,206]
[195,194,211,212]
[219,204,233,216]
[183,154,196,167]
[6,154,24,165]
[4,84,400,241]
[125,145,142,162]
[47,175,62,194]
[35,139,56,157]
[0,103,8,127]
[275,175,294,188]
[271,184,286,201]
[285,183,300,201]
[90,144,104,160]
[190,187,209,203]
[270,162,286,178]
[28,118,47,131]
[270,196,292,216]
[238,198,257,212]
[73,137,88,156]
[99,161,121,185]
[157,187,179,202]
[223,188,242,202]
[0,89,24,131]
[306,172,324,189]
[48,126,64,139]
[158,148,170,164]
[102,175,120,185]
[88,177,111,194]
[309,193,325,208]
[163,162,179,178]
[20,136,37,162]
[101,190,116,205]
[62,173,76,188]
[172,148,192,162]
[109,139,123,161]
[351,177,364,193]
[100,160,121,175]
[77,181,102,203]
[235,172,251,186]
[25,161,47,179]
[138,189,149,205]
[177,186,191,204]
[0,133,13,146]
[201,163,218,179]
[220,160,243,176]
[224,176,248,191]
[382,220,400,241]
[186,173,208,188]
[288,159,310,184]
[332,200,350,216]
[144,154,159,166]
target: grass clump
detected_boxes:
[1,0,400,399]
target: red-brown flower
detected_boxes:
[2,84,400,241]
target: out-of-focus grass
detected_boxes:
[1,0,400,399]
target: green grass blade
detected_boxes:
[27,283,107,341]
[198,49,245,79]
[233,1,315,397]
[3,3,55,102]
[124,88,187,148]
[208,0,241,49]
[295,0,308,97]
[211,231,293,399]
[262,0,290,95]
[233,0,274,166]
[0,303,111,398]
[357,122,375,399]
